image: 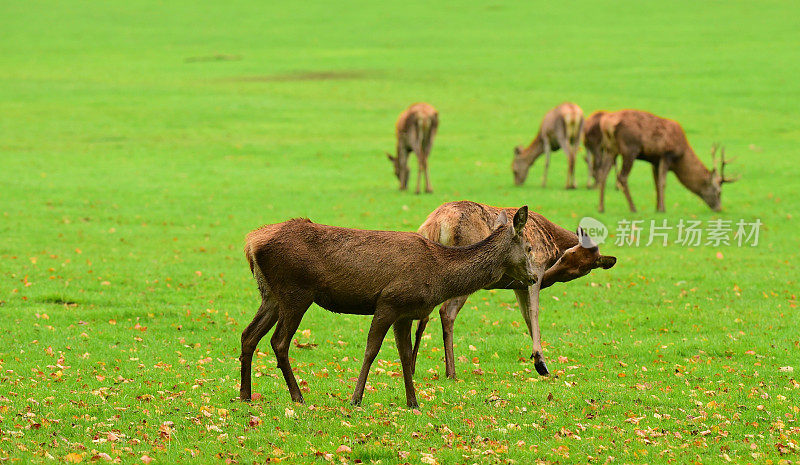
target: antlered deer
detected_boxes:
[513,102,585,189]
[387,102,439,194]
[412,201,616,378]
[240,207,536,408]
[594,110,738,212]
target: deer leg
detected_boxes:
[351,309,396,406]
[422,131,434,193]
[585,149,595,189]
[515,279,548,376]
[557,133,576,190]
[597,155,615,213]
[398,145,410,191]
[270,297,311,404]
[422,157,433,194]
[393,318,419,408]
[239,295,279,401]
[653,159,668,212]
[414,153,423,195]
[440,295,469,379]
[566,147,577,190]
[410,316,429,376]
[541,142,551,188]
[617,155,637,213]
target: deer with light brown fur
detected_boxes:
[412,201,616,379]
[594,109,738,212]
[239,207,536,408]
[387,102,438,194]
[512,102,585,189]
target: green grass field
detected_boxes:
[2,0,799,463]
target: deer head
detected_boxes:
[547,228,616,283]
[386,152,410,189]
[511,146,530,186]
[494,206,537,286]
[701,144,739,211]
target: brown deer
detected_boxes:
[594,110,738,212]
[386,102,439,194]
[239,207,536,408]
[412,201,616,379]
[583,110,613,189]
[512,102,585,189]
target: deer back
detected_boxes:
[608,110,691,160]
[397,103,438,149]
[419,201,572,271]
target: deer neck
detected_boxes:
[671,148,712,196]
[438,229,510,298]
[519,136,544,163]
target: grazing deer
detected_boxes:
[512,102,585,189]
[412,201,616,378]
[594,110,738,212]
[240,207,536,408]
[386,102,439,194]
[583,110,612,189]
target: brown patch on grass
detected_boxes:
[226,70,375,82]
[185,54,242,63]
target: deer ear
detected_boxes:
[493,211,509,229]
[514,146,522,156]
[577,227,597,249]
[512,206,528,235]
[595,255,617,269]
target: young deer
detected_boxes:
[594,110,738,212]
[386,102,439,194]
[412,201,616,378]
[240,207,536,408]
[512,102,585,189]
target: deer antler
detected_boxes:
[719,146,740,183]
[710,143,719,171]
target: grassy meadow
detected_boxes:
[2,0,799,463]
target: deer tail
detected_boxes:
[244,235,273,297]
[244,239,255,276]
[416,114,435,154]
[564,110,582,143]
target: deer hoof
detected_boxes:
[534,360,550,376]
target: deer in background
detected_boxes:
[583,110,615,189]
[512,102,585,189]
[412,201,616,378]
[594,110,738,212]
[387,102,439,194]
[239,207,536,408]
